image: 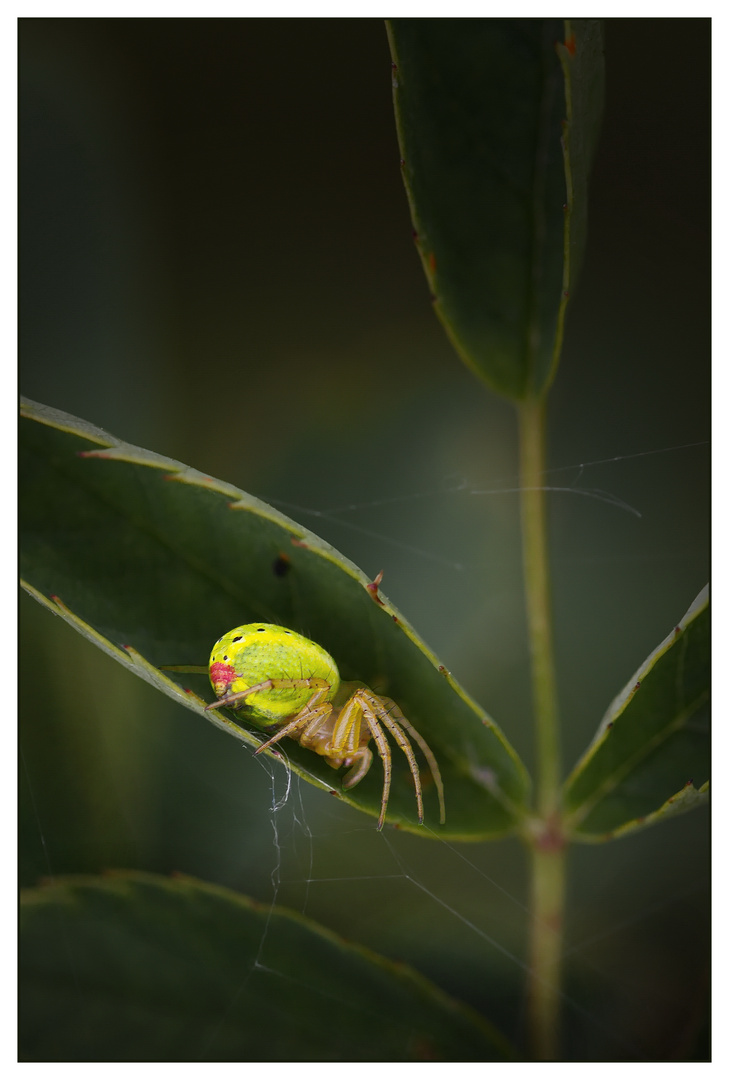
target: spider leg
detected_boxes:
[253,690,332,754]
[205,676,330,711]
[308,696,380,820]
[362,693,426,825]
[379,697,446,825]
[327,697,373,783]
[329,694,364,756]
[206,677,277,710]
[356,701,393,831]
[339,745,373,789]
[296,703,339,750]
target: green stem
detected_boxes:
[528,843,566,1061]
[518,397,560,815]
[518,396,566,1060]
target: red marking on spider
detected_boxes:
[290,537,309,549]
[366,570,386,606]
[209,662,238,695]
[428,252,437,273]
[565,33,576,56]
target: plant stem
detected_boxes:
[517,395,566,1060]
[528,842,566,1060]
[518,397,560,814]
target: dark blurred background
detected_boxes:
[19,19,710,1060]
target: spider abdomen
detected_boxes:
[208,622,340,725]
[206,622,445,829]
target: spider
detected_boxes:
[204,622,445,830]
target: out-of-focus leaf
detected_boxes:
[598,779,709,843]
[555,19,606,301]
[20,398,530,838]
[387,19,604,400]
[563,587,709,841]
[20,872,514,1062]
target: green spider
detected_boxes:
[204,623,445,831]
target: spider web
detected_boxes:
[191,729,708,1062]
[20,440,710,1063]
[15,11,713,1066]
[223,438,709,1061]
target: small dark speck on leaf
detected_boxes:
[272,553,291,577]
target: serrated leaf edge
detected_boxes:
[572,780,709,844]
[562,585,709,828]
[21,396,532,818]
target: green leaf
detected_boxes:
[20,871,513,1061]
[387,18,604,400]
[562,587,709,841]
[600,779,709,843]
[20,398,530,838]
[556,19,606,305]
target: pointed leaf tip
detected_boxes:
[563,586,709,840]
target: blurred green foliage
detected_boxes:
[388,19,604,397]
[20,18,709,1060]
[20,401,530,837]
